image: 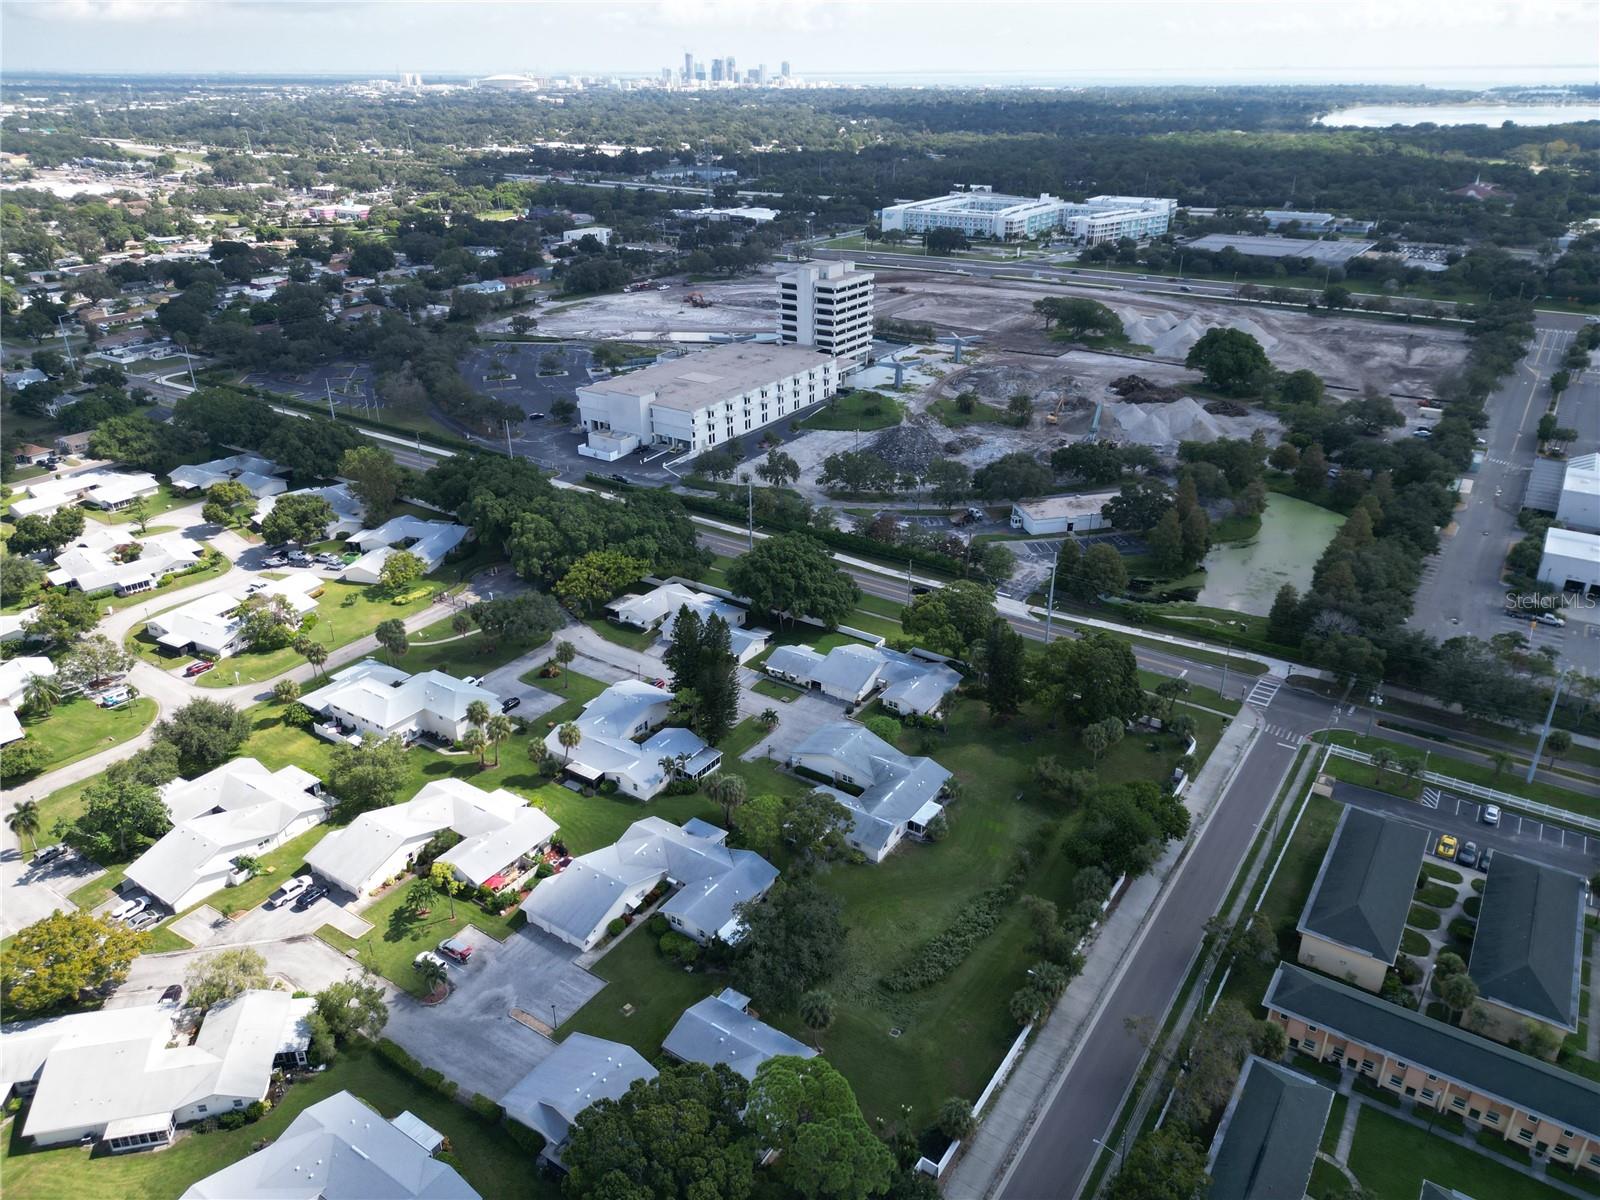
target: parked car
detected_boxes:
[414,950,452,974]
[438,936,474,963]
[184,660,216,678]
[316,553,343,565]
[1481,804,1501,827]
[159,984,183,1005]
[462,675,483,687]
[128,909,161,931]
[1434,834,1458,861]
[1412,427,1433,438]
[245,581,268,593]
[1479,848,1495,873]
[287,551,312,566]
[266,875,312,909]
[1538,612,1566,627]
[1457,841,1479,868]
[31,843,69,867]
[261,555,288,568]
[97,688,134,708]
[501,696,521,713]
[110,896,148,923]
[292,884,329,911]
[528,411,548,421]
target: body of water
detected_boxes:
[1319,103,1600,127]
[1196,494,1345,616]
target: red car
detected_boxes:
[184,660,216,677]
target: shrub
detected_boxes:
[506,1119,547,1158]
[1448,917,1477,944]
[1407,905,1442,931]
[1394,955,1423,986]
[1462,895,1481,918]
[646,913,670,937]
[882,881,1018,993]
[606,917,626,938]
[469,1093,504,1122]
[244,1099,270,1122]
[659,930,702,967]
[218,1110,248,1131]
[282,702,316,729]
[1414,883,1456,908]
[534,861,555,879]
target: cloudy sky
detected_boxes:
[2,0,1594,83]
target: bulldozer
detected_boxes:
[685,292,713,308]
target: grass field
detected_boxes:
[12,696,157,781]
[1342,1102,1563,1200]
[0,1041,555,1200]
[83,483,190,526]
[562,924,721,1050]
[800,390,905,432]
[319,890,524,998]
[581,616,658,652]
[928,397,1010,426]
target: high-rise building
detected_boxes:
[756,63,768,84]
[710,59,724,83]
[725,56,736,82]
[780,61,791,78]
[777,260,875,371]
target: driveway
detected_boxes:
[738,682,841,763]
[108,934,367,1007]
[382,924,604,1101]
[170,894,371,949]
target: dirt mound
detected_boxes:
[1204,399,1250,417]
[1111,374,1186,404]
[947,361,1076,404]
[870,418,947,474]
[1107,396,1226,448]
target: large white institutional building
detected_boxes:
[777,260,875,370]
[879,187,1176,243]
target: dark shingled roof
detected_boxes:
[1206,1057,1332,1200]
[1297,807,1429,964]
[1418,1184,1476,1200]
[1468,853,1585,1031]
[1265,964,1600,1138]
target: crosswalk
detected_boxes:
[1262,722,1305,746]
[1421,787,1442,810]
[1245,677,1283,709]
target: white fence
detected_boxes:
[916,1022,1034,1178]
[1324,742,1600,835]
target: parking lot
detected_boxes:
[382,923,605,1101]
[244,361,377,411]
[1003,531,1145,599]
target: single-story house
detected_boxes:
[606,582,768,663]
[15,990,313,1151]
[1295,808,1430,992]
[0,607,39,645]
[0,655,54,747]
[1205,1055,1333,1200]
[546,679,721,800]
[180,1090,481,1199]
[143,575,319,660]
[765,642,960,715]
[522,816,777,951]
[254,483,366,539]
[4,367,47,391]
[54,431,93,457]
[307,778,556,897]
[125,760,327,912]
[787,721,952,863]
[1466,853,1587,1046]
[500,1034,656,1165]
[662,989,816,1081]
[14,443,53,467]
[169,454,288,500]
[1265,963,1600,1176]
[299,660,500,747]
[47,526,205,597]
[10,467,160,519]
[342,515,468,584]
[1009,491,1117,536]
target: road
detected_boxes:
[1409,313,1600,668]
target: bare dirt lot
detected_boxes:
[534,269,782,339]
[873,273,1468,397]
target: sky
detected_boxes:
[1,0,1596,84]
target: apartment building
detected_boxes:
[777,260,875,370]
[878,186,1175,243]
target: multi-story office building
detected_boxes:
[879,186,1175,243]
[576,343,836,461]
[777,260,875,370]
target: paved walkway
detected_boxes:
[943,706,1263,1197]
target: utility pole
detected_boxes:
[1044,557,1058,643]
[326,380,335,419]
[906,559,913,605]
[746,479,754,550]
[505,419,513,459]
[55,316,76,370]
[184,347,198,391]
[1527,671,1567,785]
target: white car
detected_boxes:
[1538,612,1566,627]
[1482,804,1501,827]
[108,895,146,922]
[266,875,312,909]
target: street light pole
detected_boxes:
[1045,557,1058,643]
[1527,671,1567,785]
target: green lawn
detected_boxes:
[319,889,524,998]
[194,579,449,687]
[800,391,905,432]
[84,483,190,526]
[12,696,157,780]
[0,1041,555,1200]
[1344,1102,1565,1200]
[752,677,801,702]
[398,628,550,678]
[561,924,721,1049]
[581,616,659,652]
[928,397,1009,426]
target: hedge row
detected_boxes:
[375,1037,459,1100]
[208,374,481,455]
[880,879,1019,993]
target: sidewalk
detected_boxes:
[943,706,1262,1198]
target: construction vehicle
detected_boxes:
[1044,396,1068,426]
[685,292,712,308]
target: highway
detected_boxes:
[808,245,1242,299]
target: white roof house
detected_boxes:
[0,606,39,644]
[181,1090,481,1200]
[1538,527,1600,594]
[0,655,55,710]
[1009,491,1117,536]
[300,660,500,747]
[1556,452,1600,533]
[307,778,556,896]
[765,642,961,715]
[126,760,327,912]
[10,468,160,519]
[788,721,952,863]
[545,679,721,800]
[501,1034,656,1163]
[343,515,469,584]
[143,575,320,659]
[18,990,313,1151]
[254,482,367,539]
[0,707,23,746]
[663,989,816,1080]
[606,582,768,663]
[169,454,288,499]
[521,816,777,950]
[47,526,204,596]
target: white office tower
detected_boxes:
[777,260,875,371]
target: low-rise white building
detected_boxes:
[1009,491,1117,535]
[10,468,160,519]
[576,342,836,462]
[1556,453,1600,533]
[12,990,313,1151]
[306,778,557,896]
[663,989,816,1080]
[605,582,768,662]
[879,187,1174,243]
[342,515,468,584]
[561,225,612,246]
[764,642,960,714]
[299,660,499,747]
[1538,527,1600,594]
[787,721,952,863]
[47,525,205,596]
[143,575,320,659]
[501,1034,656,1165]
[0,655,54,746]
[126,760,327,911]
[169,455,288,499]
[255,483,366,539]
[547,679,722,799]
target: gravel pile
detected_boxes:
[870,418,947,473]
[1107,396,1227,447]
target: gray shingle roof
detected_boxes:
[662,989,816,1080]
[1264,964,1600,1138]
[1418,1184,1477,1200]
[1297,807,1429,963]
[1468,853,1586,1031]
[1206,1056,1332,1200]
[500,1034,656,1152]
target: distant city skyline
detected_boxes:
[1,0,1594,85]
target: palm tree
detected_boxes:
[486,715,514,766]
[465,699,491,730]
[297,638,329,678]
[759,707,780,730]
[799,989,835,1049]
[7,800,42,856]
[555,640,577,689]
[704,771,747,828]
[1488,750,1513,781]
[459,727,488,768]
[557,722,582,764]
[528,738,553,771]
[414,954,449,998]
[21,673,61,717]
[1371,747,1397,783]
